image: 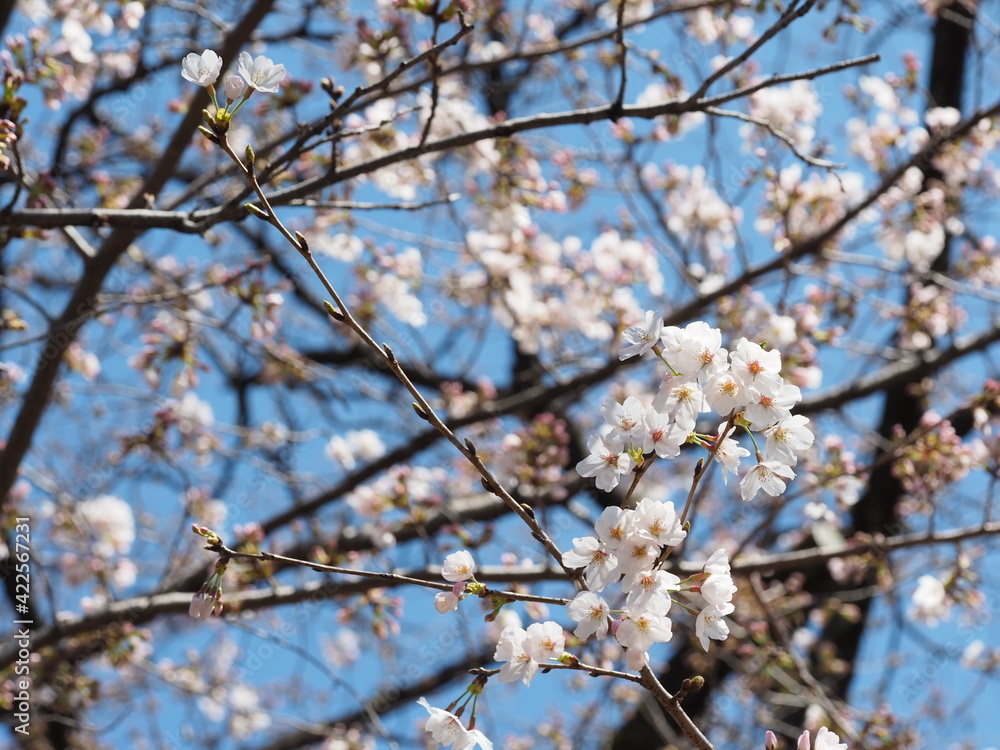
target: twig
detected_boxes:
[215,130,585,587]
[703,105,845,169]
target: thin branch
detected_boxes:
[703,105,845,169]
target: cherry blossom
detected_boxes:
[644,408,688,458]
[594,506,635,551]
[730,338,784,397]
[909,575,950,626]
[441,550,477,582]
[566,591,611,640]
[696,602,735,650]
[763,414,815,465]
[795,727,849,750]
[602,395,647,443]
[623,569,681,613]
[435,592,459,613]
[181,49,223,87]
[525,621,565,662]
[633,497,687,548]
[615,608,673,656]
[740,461,796,501]
[576,433,635,491]
[494,625,539,686]
[237,51,286,93]
[619,310,664,360]
[561,536,619,591]
[417,698,475,749]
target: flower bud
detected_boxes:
[224,74,246,103]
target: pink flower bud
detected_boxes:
[765,730,778,750]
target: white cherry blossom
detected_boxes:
[644,408,688,458]
[594,506,635,550]
[613,535,661,577]
[602,396,647,443]
[181,49,223,87]
[576,433,634,491]
[434,592,459,613]
[763,414,815,465]
[701,572,737,607]
[494,626,539,685]
[633,497,687,547]
[744,382,801,429]
[623,569,680,614]
[525,621,565,662]
[566,591,611,640]
[704,370,749,416]
[740,461,796,501]
[561,536,619,591]
[652,375,708,431]
[730,337,784,397]
[441,550,476,582]
[702,548,732,576]
[237,51,286,93]
[417,697,473,748]
[615,608,673,654]
[619,310,663,360]
[713,430,751,483]
[696,602,735,650]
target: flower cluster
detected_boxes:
[189,556,228,621]
[434,550,480,613]
[578,315,813,502]
[561,503,735,661]
[181,49,285,122]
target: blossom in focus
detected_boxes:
[525,620,565,662]
[633,497,686,547]
[730,337,783,396]
[441,550,476,582]
[494,625,539,685]
[237,51,286,93]
[561,536,619,591]
[713,431,751,483]
[181,49,223,87]
[619,310,663,360]
[763,414,814,466]
[695,602,734,650]
[615,608,673,653]
[566,591,611,640]
[740,460,795,501]
[602,396,646,443]
[576,432,634,491]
